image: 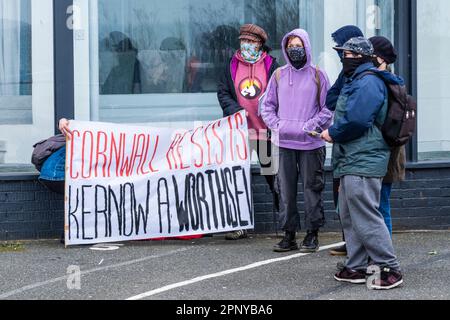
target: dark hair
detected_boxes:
[262,44,272,53]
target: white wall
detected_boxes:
[0,0,54,164]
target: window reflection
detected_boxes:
[0,0,32,126]
[93,0,394,128]
[97,0,304,95]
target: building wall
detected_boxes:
[4,0,449,165]
[1,167,449,241]
[1,1,450,241]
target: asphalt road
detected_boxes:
[0,231,449,300]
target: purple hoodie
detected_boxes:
[261,29,333,151]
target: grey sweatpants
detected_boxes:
[277,147,326,233]
[339,175,400,271]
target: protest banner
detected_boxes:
[64,111,253,246]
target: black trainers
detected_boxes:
[329,244,347,256]
[273,232,298,253]
[368,267,403,290]
[300,230,319,253]
[225,230,248,241]
[334,267,367,284]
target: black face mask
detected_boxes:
[287,47,307,69]
[337,50,344,62]
[287,47,306,62]
[342,56,372,77]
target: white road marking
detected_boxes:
[0,247,191,299]
[126,242,346,300]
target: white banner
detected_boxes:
[64,112,253,246]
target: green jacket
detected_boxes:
[330,63,391,179]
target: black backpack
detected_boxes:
[360,71,417,147]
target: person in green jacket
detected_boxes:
[321,37,403,290]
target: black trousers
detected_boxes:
[277,147,326,233]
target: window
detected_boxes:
[417,0,450,161]
[0,0,54,165]
[0,0,32,125]
[75,0,394,128]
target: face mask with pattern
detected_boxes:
[287,47,306,62]
[240,42,262,63]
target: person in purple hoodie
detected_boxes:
[261,29,333,253]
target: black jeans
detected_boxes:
[277,147,326,233]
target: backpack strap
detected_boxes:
[314,66,322,110]
[275,67,282,83]
[273,66,322,110]
[355,70,387,129]
[258,67,282,118]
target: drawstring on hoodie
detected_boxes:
[247,62,255,86]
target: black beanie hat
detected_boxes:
[369,36,397,65]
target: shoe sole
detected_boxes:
[329,250,347,256]
[273,246,299,253]
[370,279,404,290]
[334,276,366,284]
[299,247,319,253]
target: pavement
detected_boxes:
[0,231,449,300]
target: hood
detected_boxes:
[234,50,267,66]
[230,51,274,82]
[232,50,268,84]
[353,63,405,86]
[371,69,405,86]
[332,25,364,47]
[282,29,312,69]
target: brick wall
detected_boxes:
[1,166,449,241]
[391,166,450,230]
[251,166,450,233]
[0,179,64,240]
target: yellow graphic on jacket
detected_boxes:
[239,78,262,100]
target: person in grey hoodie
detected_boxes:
[261,29,333,253]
